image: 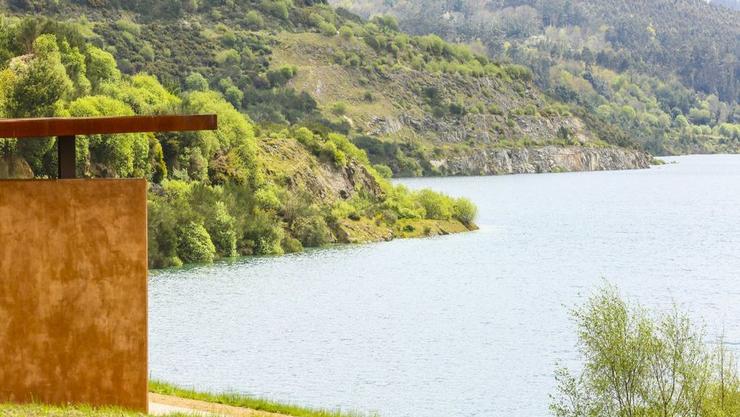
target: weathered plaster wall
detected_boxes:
[0,179,148,411]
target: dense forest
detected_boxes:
[332,0,740,155]
[0,12,477,268]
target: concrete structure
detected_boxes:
[0,115,217,412]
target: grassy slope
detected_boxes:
[271,31,626,173]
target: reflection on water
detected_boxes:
[150,155,740,417]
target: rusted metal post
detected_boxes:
[57,135,76,179]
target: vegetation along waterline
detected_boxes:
[551,285,740,417]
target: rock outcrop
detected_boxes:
[430,146,651,176]
[258,136,386,202]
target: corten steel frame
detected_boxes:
[0,114,217,412]
[0,114,217,178]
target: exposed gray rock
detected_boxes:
[430,146,651,176]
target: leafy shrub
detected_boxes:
[504,64,533,82]
[689,107,712,125]
[206,202,238,258]
[259,0,290,19]
[373,164,393,178]
[487,104,504,115]
[243,208,284,256]
[416,189,454,220]
[453,198,477,226]
[177,222,216,264]
[319,21,337,36]
[331,101,347,115]
[245,11,264,29]
[215,49,240,66]
[330,201,357,220]
[266,65,297,87]
[291,215,332,247]
[68,95,149,177]
[281,236,303,253]
[185,72,209,91]
[86,46,121,91]
[339,25,354,40]
[513,105,538,116]
[183,91,257,170]
[224,85,244,107]
[551,285,740,417]
[321,140,346,166]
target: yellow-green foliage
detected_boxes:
[551,285,740,417]
[86,46,121,90]
[101,74,181,114]
[184,91,256,158]
[67,95,150,178]
[0,22,478,269]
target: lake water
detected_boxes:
[149,155,740,417]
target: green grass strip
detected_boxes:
[149,380,377,417]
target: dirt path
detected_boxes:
[148,393,293,417]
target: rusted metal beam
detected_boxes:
[57,136,76,179]
[0,115,217,138]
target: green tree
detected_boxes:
[68,95,149,178]
[291,215,332,247]
[6,35,74,176]
[85,46,121,91]
[206,202,238,258]
[551,285,738,417]
[176,221,217,264]
[6,34,72,117]
[184,91,257,176]
[245,11,264,29]
[416,189,453,220]
[185,72,209,91]
[259,0,290,20]
[453,198,477,226]
[101,74,181,115]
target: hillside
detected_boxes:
[1,0,649,176]
[332,0,740,155]
[0,12,478,269]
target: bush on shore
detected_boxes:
[551,284,740,417]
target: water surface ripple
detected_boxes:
[150,155,740,417]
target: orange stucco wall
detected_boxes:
[0,179,148,412]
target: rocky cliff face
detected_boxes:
[258,136,386,202]
[430,146,651,176]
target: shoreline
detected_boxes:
[150,217,477,272]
